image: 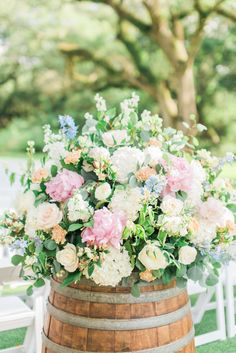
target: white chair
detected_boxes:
[225,262,236,338]
[188,278,226,346]
[0,260,45,353]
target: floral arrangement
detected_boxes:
[1,93,236,296]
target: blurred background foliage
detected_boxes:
[0,0,235,155]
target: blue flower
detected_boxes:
[10,239,28,256]
[58,115,77,139]
[144,175,166,196]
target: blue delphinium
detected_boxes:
[142,175,167,196]
[58,115,77,139]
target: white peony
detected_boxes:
[56,244,79,272]
[161,195,183,216]
[67,191,93,222]
[144,146,162,167]
[111,147,144,183]
[138,242,168,270]
[95,182,112,201]
[109,187,143,221]
[36,202,62,230]
[178,246,197,265]
[102,130,128,147]
[86,247,132,287]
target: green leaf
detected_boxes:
[158,230,167,244]
[227,204,236,213]
[51,165,58,177]
[26,285,33,296]
[9,172,16,185]
[61,272,82,287]
[11,255,24,266]
[53,260,61,273]
[88,263,95,276]
[129,175,138,188]
[34,278,45,288]
[187,265,202,281]
[131,283,140,298]
[44,239,57,250]
[206,273,218,286]
[68,223,83,232]
[176,277,187,288]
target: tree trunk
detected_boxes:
[175,64,198,123]
[155,82,178,127]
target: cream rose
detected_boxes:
[178,246,197,265]
[138,243,168,270]
[56,244,79,272]
[160,195,183,216]
[95,182,112,201]
[36,202,62,230]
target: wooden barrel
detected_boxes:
[42,278,195,353]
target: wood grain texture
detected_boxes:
[43,278,196,353]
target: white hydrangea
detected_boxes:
[144,146,162,167]
[161,215,188,236]
[86,247,132,287]
[111,147,144,183]
[186,160,206,207]
[43,141,66,165]
[191,220,216,247]
[109,187,143,221]
[15,190,35,215]
[67,191,93,222]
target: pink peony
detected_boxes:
[81,207,126,248]
[46,169,84,202]
[163,156,193,195]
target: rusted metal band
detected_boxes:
[47,301,191,330]
[51,279,185,304]
[42,327,195,353]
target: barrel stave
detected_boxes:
[42,278,195,353]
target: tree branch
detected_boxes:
[216,6,236,22]
[75,0,151,33]
[143,0,188,68]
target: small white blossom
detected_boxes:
[94,93,107,112]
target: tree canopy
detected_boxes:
[0,0,235,153]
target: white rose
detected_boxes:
[95,182,112,200]
[36,202,62,230]
[56,244,79,272]
[179,246,197,265]
[102,130,128,147]
[161,195,183,216]
[138,243,168,270]
[144,146,162,167]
